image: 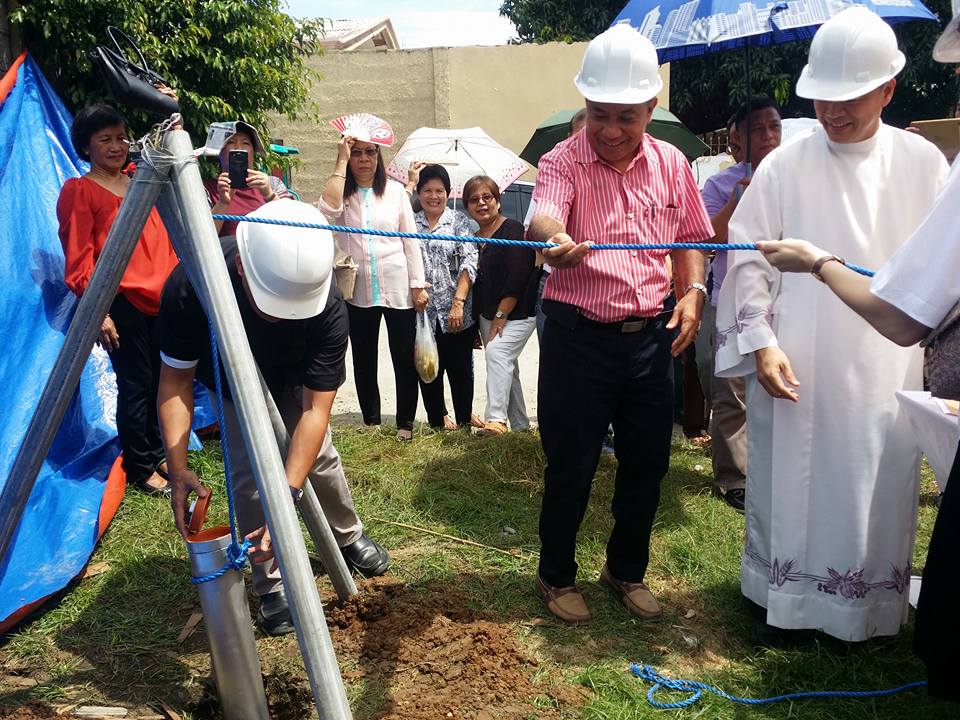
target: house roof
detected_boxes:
[320,17,400,51]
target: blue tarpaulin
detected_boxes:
[0,56,214,631]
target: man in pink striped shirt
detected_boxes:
[529,24,713,624]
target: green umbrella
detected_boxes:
[520,107,709,166]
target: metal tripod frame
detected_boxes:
[0,123,354,720]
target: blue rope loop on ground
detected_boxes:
[191,539,253,585]
[210,213,876,278]
[628,663,927,709]
[189,321,250,585]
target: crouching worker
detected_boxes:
[157,199,390,636]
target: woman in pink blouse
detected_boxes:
[318,132,428,440]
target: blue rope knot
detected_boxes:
[191,539,253,585]
[628,662,927,709]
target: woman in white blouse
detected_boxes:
[319,132,428,441]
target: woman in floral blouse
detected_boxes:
[413,164,482,430]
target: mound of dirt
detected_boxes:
[325,577,583,719]
[0,702,55,719]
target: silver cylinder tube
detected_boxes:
[187,527,270,720]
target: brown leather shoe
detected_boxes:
[535,574,591,624]
[480,420,508,436]
[600,564,662,620]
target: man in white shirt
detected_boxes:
[715,7,949,645]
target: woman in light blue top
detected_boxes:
[413,164,481,430]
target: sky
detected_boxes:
[282,0,518,48]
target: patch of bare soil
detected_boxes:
[0,702,55,719]
[324,577,587,719]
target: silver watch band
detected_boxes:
[688,282,708,299]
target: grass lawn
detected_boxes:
[0,425,949,719]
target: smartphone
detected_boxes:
[228,150,248,189]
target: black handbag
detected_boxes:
[921,298,960,401]
[89,26,179,117]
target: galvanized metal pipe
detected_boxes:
[0,158,169,567]
[255,372,358,601]
[187,527,270,720]
[162,128,352,719]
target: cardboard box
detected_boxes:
[909,118,960,160]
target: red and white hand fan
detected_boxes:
[329,113,395,147]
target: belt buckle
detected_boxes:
[620,319,648,333]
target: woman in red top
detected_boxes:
[57,104,180,495]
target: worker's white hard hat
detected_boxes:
[796,7,905,102]
[236,199,334,319]
[934,0,960,63]
[574,23,663,105]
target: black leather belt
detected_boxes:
[577,314,654,333]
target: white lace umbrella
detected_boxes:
[386,127,530,199]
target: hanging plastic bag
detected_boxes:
[414,311,439,383]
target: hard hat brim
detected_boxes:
[795,51,905,101]
[934,16,960,63]
[575,75,663,105]
[236,201,334,320]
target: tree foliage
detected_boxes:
[9,0,323,145]
[501,0,958,133]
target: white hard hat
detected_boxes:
[574,23,663,105]
[934,0,960,63]
[795,7,905,102]
[236,199,334,319]
[197,121,266,158]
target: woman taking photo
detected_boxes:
[464,175,538,436]
[318,128,428,441]
[57,104,180,494]
[413,164,482,430]
[204,121,290,235]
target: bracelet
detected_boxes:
[454,296,466,303]
[811,255,845,282]
[330,172,346,180]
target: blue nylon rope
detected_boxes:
[191,321,250,584]
[629,663,926,710]
[211,214,876,277]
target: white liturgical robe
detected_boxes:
[715,124,949,641]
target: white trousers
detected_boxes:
[478,316,535,429]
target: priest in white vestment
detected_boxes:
[715,7,950,643]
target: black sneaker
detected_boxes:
[340,533,390,578]
[256,590,295,636]
[722,487,746,513]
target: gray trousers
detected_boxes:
[696,303,747,492]
[479,316,535,430]
[222,384,363,597]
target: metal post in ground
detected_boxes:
[0,157,170,567]
[255,371,358,601]
[186,527,271,720]
[161,127,352,719]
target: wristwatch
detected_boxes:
[494,309,506,319]
[688,282,708,300]
[289,485,304,504]
[811,255,845,282]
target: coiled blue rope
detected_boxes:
[211,214,876,277]
[629,663,926,709]
[191,321,250,584]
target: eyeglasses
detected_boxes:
[467,193,497,205]
[350,147,379,158]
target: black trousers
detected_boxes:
[914,443,960,702]
[537,308,674,588]
[347,304,418,430]
[107,294,164,485]
[418,320,476,427]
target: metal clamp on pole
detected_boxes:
[160,127,352,720]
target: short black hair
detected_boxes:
[71,104,128,161]
[569,108,588,134]
[733,97,781,130]
[416,164,451,194]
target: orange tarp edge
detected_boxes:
[0,52,27,107]
[0,456,126,635]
